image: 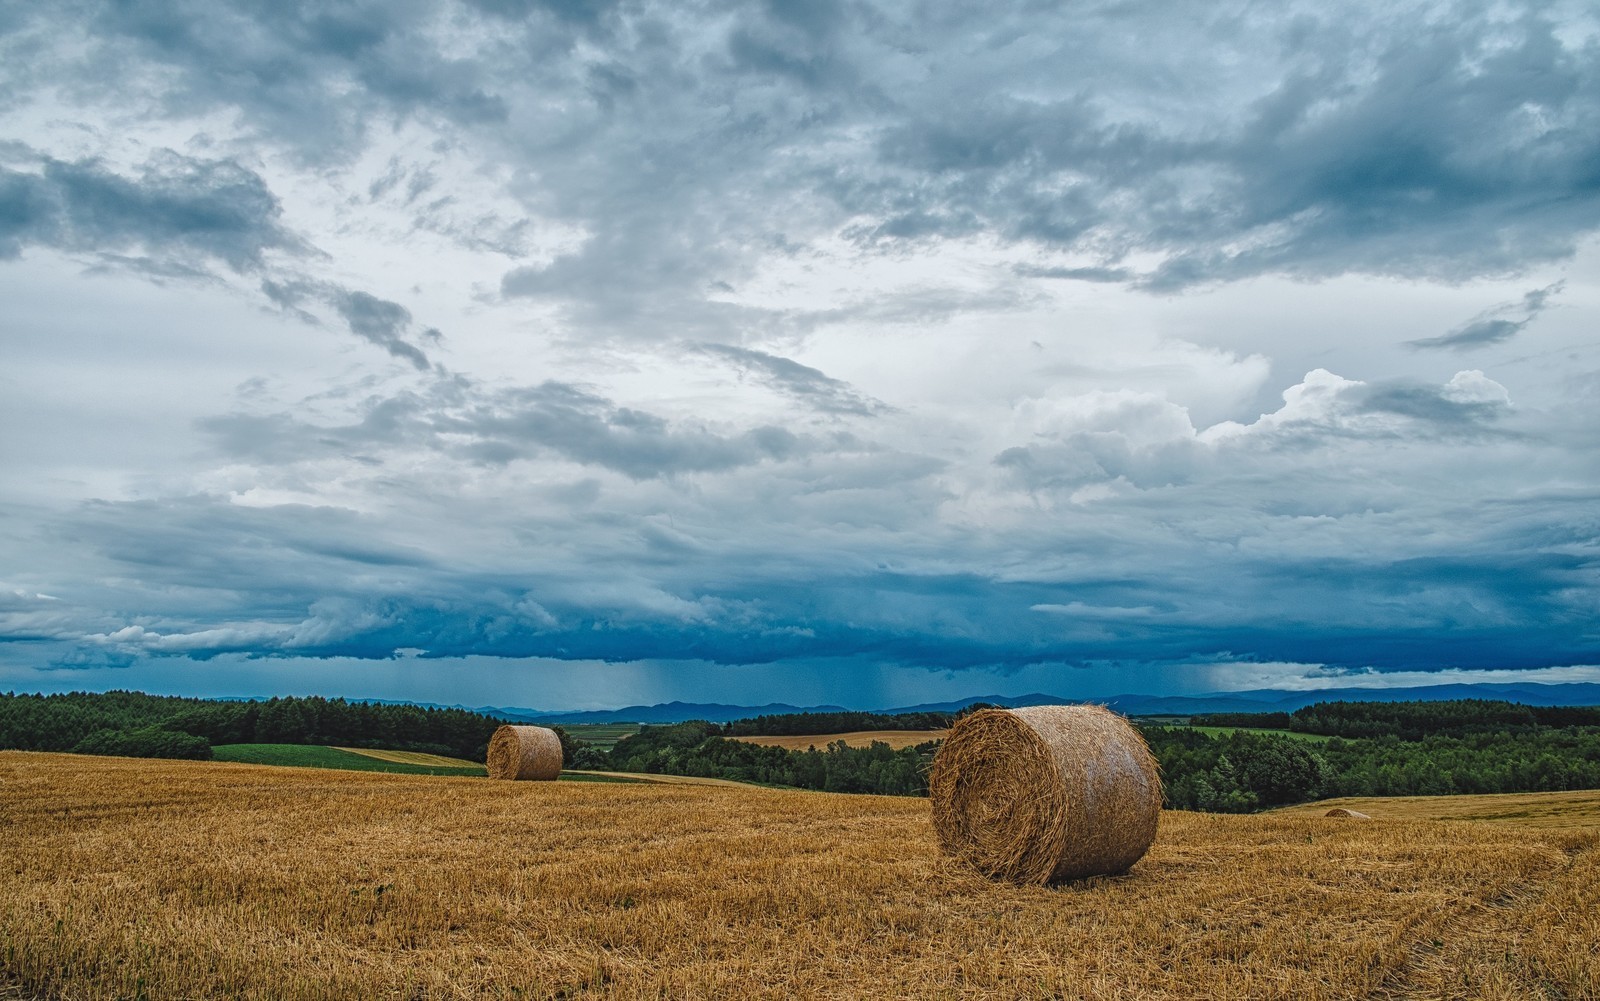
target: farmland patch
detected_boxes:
[3,752,1597,999]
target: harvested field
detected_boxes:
[563,769,756,788]
[1277,788,1600,828]
[731,728,946,750]
[335,748,485,768]
[2,751,1598,1000]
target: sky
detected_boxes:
[3,0,1599,710]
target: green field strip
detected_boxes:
[212,744,485,776]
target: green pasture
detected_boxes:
[212,744,486,776]
[210,744,650,781]
[1181,726,1332,743]
[558,723,642,748]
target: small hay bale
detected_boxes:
[1324,807,1371,819]
[928,704,1162,884]
[485,725,563,781]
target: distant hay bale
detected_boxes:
[485,725,563,781]
[1324,807,1371,819]
[928,705,1162,884]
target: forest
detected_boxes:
[603,720,934,795]
[0,690,504,761]
[601,703,1600,808]
[1193,699,1600,739]
[717,710,954,736]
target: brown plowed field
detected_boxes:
[1,751,1596,1000]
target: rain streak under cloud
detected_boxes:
[2,0,1599,709]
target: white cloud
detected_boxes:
[1203,662,1600,693]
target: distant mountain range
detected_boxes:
[411,680,1600,724]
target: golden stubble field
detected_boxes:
[730,729,947,750]
[2,752,1597,1001]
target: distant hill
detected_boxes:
[890,683,1600,717]
[421,680,1600,725]
[505,701,853,725]
[1224,682,1600,711]
[872,692,1287,716]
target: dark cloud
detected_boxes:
[1411,318,1526,351]
[0,148,298,269]
[1350,381,1511,434]
[694,343,887,416]
[11,0,1593,325]
[442,381,810,477]
[1013,264,1133,283]
[856,8,1600,288]
[260,280,438,370]
[461,0,621,28]
[0,145,440,367]
[17,489,1599,674]
[331,290,434,370]
[82,0,509,160]
[1408,282,1566,350]
[202,376,828,479]
[7,355,1593,681]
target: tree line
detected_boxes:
[599,720,934,795]
[716,710,953,737]
[1145,720,1600,810]
[1193,699,1600,739]
[0,690,505,761]
[591,712,1600,808]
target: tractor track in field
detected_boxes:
[1370,836,1600,1000]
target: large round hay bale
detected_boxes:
[485,725,563,781]
[928,705,1162,884]
[1324,807,1370,819]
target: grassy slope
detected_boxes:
[211,744,646,783]
[2,751,1597,1000]
[212,744,486,776]
[1180,725,1333,742]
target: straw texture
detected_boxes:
[1324,808,1371,819]
[485,725,563,781]
[928,705,1162,884]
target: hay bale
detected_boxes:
[485,725,563,781]
[1324,807,1371,819]
[928,704,1162,884]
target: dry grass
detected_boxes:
[334,748,485,768]
[1276,789,1600,829]
[563,770,757,788]
[2,751,1597,1000]
[730,729,947,750]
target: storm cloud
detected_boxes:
[0,147,298,271]
[3,0,1599,706]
